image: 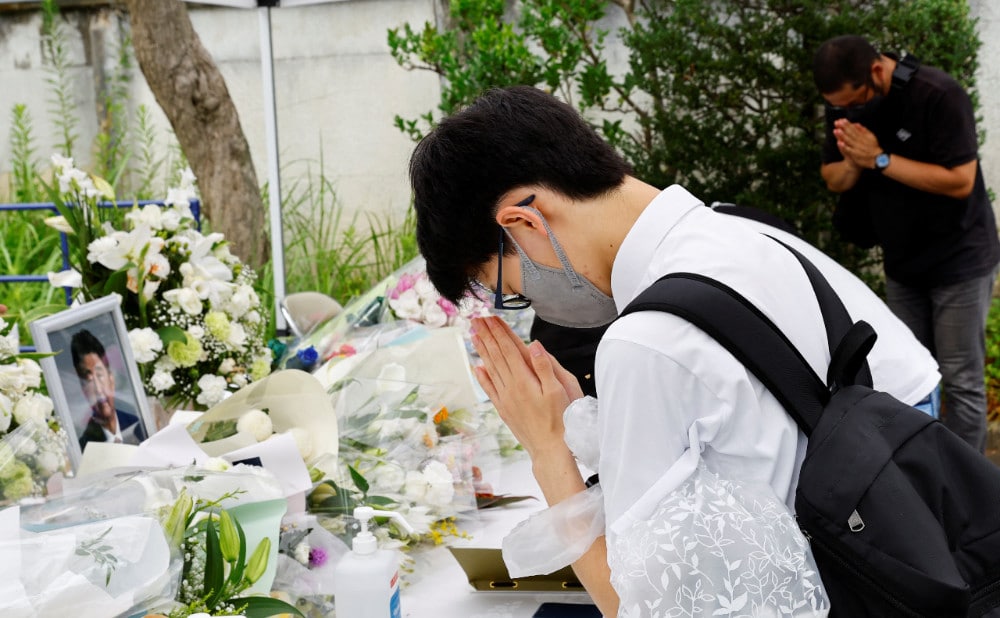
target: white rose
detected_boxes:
[286,427,314,461]
[195,374,229,407]
[129,327,164,363]
[236,409,273,442]
[422,460,455,507]
[218,358,237,374]
[164,287,203,316]
[150,370,176,393]
[13,393,54,426]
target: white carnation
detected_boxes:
[388,288,421,320]
[422,460,456,507]
[420,302,448,328]
[150,370,176,393]
[195,374,229,407]
[245,310,261,324]
[413,276,438,301]
[187,325,205,340]
[129,327,164,363]
[236,408,273,442]
[370,463,406,493]
[403,470,427,502]
[13,393,54,426]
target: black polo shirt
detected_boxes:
[822,61,999,288]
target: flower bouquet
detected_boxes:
[0,315,70,504]
[44,155,273,412]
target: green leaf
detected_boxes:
[365,495,398,507]
[156,325,188,345]
[231,595,305,618]
[203,517,226,607]
[348,465,369,495]
[227,514,248,589]
[102,268,128,296]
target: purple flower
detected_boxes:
[309,547,328,567]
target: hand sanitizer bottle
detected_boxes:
[334,506,414,618]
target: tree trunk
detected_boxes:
[123,0,269,268]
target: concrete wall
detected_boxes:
[1,0,998,223]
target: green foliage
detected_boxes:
[93,14,135,187]
[40,0,79,158]
[9,105,43,203]
[386,0,982,281]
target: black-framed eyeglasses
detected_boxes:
[491,227,531,310]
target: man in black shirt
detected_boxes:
[813,35,1000,451]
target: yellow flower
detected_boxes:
[166,337,203,368]
[204,311,231,341]
[250,357,271,381]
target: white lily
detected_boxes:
[47,269,83,288]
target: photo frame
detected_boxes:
[29,294,155,473]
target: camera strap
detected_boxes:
[892,54,921,92]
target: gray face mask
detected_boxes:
[506,207,618,328]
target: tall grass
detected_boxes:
[254,157,418,338]
[41,0,78,158]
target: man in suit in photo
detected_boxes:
[71,329,146,450]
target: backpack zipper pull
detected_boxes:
[848,509,865,532]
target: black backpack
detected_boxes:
[619,241,1000,617]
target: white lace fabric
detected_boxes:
[503,398,828,617]
[609,462,828,618]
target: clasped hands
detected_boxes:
[470,316,584,459]
[833,118,882,170]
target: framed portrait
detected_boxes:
[29,294,154,472]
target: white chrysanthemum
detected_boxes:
[13,392,54,426]
[422,460,455,507]
[150,369,176,393]
[163,287,203,316]
[195,374,229,407]
[129,327,164,363]
[236,408,273,442]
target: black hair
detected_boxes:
[409,86,632,303]
[71,328,107,374]
[813,35,881,94]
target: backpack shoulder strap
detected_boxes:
[619,272,827,434]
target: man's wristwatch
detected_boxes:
[874,151,891,172]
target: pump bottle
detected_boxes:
[333,506,414,618]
